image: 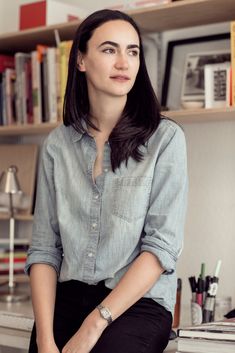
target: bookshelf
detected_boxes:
[0,0,234,133]
[0,0,234,54]
[0,107,235,137]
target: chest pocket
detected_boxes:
[111,176,152,222]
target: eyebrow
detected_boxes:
[98,41,140,50]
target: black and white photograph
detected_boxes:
[161,33,230,110]
[181,51,230,102]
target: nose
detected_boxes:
[114,53,128,70]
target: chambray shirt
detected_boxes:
[25,118,188,313]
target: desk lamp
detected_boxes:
[0,165,29,302]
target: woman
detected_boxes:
[25,9,188,353]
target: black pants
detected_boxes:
[29,280,172,353]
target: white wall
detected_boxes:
[0,0,234,326]
[179,120,235,324]
[0,0,39,34]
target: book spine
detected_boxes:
[1,72,7,125]
[47,47,58,123]
[0,55,14,73]
[42,51,49,122]
[231,21,235,107]
[15,53,25,124]
[31,51,42,124]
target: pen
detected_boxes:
[188,276,197,302]
[196,278,203,307]
[203,260,222,323]
[200,263,206,305]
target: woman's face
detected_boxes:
[78,20,140,99]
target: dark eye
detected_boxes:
[103,48,115,54]
[128,50,139,57]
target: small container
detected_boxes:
[191,301,203,325]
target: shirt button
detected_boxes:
[104,168,109,173]
[94,194,99,200]
[92,222,97,229]
[88,252,93,258]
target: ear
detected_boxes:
[77,51,86,72]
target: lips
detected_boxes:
[110,75,130,81]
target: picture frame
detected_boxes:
[204,61,231,109]
[181,50,230,103]
[161,33,230,110]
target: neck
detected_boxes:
[88,93,127,135]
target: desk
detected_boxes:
[0,300,177,352]
[0,300,33,350]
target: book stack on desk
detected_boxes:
[177,318,235,353]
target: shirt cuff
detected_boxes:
[24,248,62,276]
[141,243,176,275]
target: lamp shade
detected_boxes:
[4,166,22,194]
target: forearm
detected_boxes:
[101,251,164,319]
[29,263,57,345]
[87,251,164,330]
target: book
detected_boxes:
[31,50,42,124]
[178,336,235,353]
[0,55,14,73]
[178,318,235,341]
[5,68,16,125]
[231,21,235,106]
[204,62,231,108]
[46,47,58,123]
[14,53,31,124]
[59,40,73,112]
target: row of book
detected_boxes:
[177,317,235,353]
[0,40,72,126]
[0,246,28,275]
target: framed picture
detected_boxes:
[204,61,231,108]
[181,50,230,103]
[161,33,230,110]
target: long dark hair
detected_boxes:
[63,9,162,171]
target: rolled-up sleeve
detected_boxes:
[25,139,63,276]
[141,124,188,274]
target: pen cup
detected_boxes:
[191,301,202,325]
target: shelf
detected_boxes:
[0,122,59,136]
[0,238,29,245]
[0,214,33,221]
[0,0,234,53]
[162,107,235,124]
[0,108,234,134]
[0,274,29,284]
[130,0,235,32]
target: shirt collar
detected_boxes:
[69,119,88,143]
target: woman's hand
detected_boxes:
[62,310,107,353]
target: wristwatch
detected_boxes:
[96,304,113,325]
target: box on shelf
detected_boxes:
[19,0,88,30]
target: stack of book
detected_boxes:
[0,40,72,126]
[0,246,28,276]
[177,318,235,353]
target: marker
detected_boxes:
[188,276,197,302]
[200,263,206,304]
[196,278,203,307]
[214,259,222,278]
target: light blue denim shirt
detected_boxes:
[25,118,188,313]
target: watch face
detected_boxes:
[101,308,110,320]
